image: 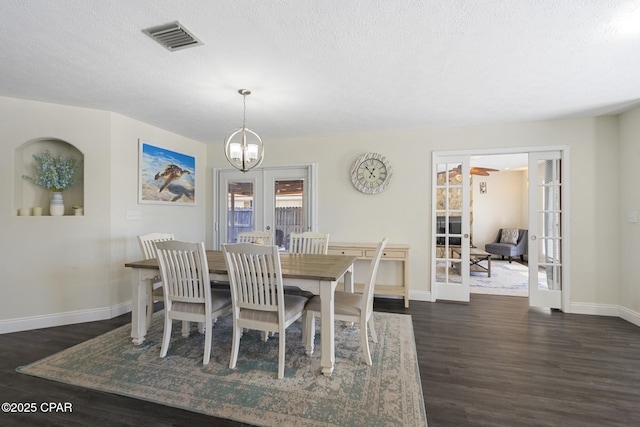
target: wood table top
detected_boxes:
[125,250,358,282]
[451,247,491,256]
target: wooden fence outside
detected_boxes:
[228,207,304,247]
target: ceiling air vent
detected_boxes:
[143,21,203,52]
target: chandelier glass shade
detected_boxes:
[224,89,264,172]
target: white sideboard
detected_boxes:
[327,242,410,307]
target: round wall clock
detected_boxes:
[350,152,393,194]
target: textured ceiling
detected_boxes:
[1,0,640,145]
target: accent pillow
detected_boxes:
[500,228,519,245]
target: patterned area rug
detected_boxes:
[17,311,427,427]
[469,259,545,297]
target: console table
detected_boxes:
[327,242,410,307]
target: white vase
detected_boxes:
[50,192,65,216]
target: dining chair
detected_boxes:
[237,231,274,245]
[222,243,309,379]
[137,232,174,329]
[286,232,330,298]
[288,232,330,254]
[155,240,232,365]
[304,237,388,366]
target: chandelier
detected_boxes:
[224,89,264,172]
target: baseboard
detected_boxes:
[619,305,640,327]
[569,302,620,317]
[569,302,640,327]
[0,301,132,335]
[409,290,432,302]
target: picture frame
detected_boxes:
[138,140,196,205]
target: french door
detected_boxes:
[528,151,564,309]
[432,155,471,302]
[213,165,317,250]
[432,148,569,309]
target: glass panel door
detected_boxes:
[263,167,310,251]
[432,156,471,302]
[215,165,316,249]
[528,151,563,308]
[218,170,260,244]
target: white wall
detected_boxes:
[618,106,640,318]
[0,97,207,332]
[471,170,528,249]
[2,95,636,333]
[208,117,623,310]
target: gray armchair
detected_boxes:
[484,229,528,263]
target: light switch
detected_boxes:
[126,210,143,221]
[628,211,637,223]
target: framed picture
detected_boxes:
[139,140,196,205]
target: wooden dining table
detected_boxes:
[125,250,357,376]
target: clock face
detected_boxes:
[351,153,393,194]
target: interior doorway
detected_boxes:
[468,153,530,297]
[432,146,569,311]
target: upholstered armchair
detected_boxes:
[484,228,528,263]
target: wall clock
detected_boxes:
[350,152,393,194]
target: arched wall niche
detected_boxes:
[14,138,85,216]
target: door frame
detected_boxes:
[431,145,571,311]
[212,163,318,249]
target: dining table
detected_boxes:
[125,250,357,376]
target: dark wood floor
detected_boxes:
[1,295,639,426]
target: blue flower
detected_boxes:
[22,150,79,191]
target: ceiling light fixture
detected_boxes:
[224,89,264,172]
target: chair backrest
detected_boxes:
[288,232,330,254]
[138,232,175,260]
[222,243,284,316]
[237,231,274,245]
[362,238,388,319]
[154,240,211,308]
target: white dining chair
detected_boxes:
[237,231,274,245]
[304,237,388,366]
[222,243,309,379]
[137,232,174,329]
[155,240,232,365]
[285,232,330,298]
[288,232,330,254]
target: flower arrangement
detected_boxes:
[22,150,79,192]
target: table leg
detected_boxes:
[342,265,354,293]
[131,269,153,345]
[487,256,491,277]
[319,279,337,376]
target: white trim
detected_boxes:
[0,301,132,334]
[409,290,432,302]
[569,302,620,317]
[619,306,640,328]
[569,302,640,328]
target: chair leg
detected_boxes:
[368,316,378,343]
[146,281,154,330]
[508,256,513,263]
[229,324,241,369]
[304,312,316,356]
[278,327,285,379]
[361,323,372,366]
[203,323,212,365]
[521,254,525,262]
[160,316,172,358]
[182,321,190,337]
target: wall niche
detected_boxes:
[14,138,84,216]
